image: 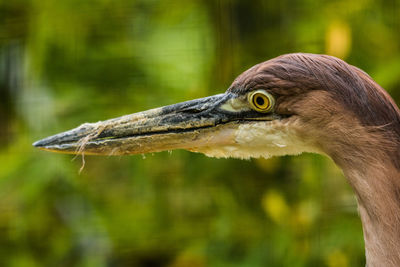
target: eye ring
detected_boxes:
[248,90,275,113]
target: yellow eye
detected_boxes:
[248,90,275,112]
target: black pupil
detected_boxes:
[255,96,265,106]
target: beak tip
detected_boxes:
[32,140,44,148]
[32,137,75,154]
[33,136,54,148]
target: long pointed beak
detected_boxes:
[34,93,272,156]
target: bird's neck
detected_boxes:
[339,154,400,267]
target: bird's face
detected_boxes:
[34,54,364,160]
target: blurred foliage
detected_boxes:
[1,0,400,266]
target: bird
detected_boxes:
[33,53,400,267]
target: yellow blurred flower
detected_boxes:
[325,250,349,267]
[262,190,290,224]
[326,20,352,59]
[292,200,319,231]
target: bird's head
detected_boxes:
[33,53,400,165]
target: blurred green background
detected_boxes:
[1,0,400,266]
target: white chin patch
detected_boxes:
[188,120,320,159]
